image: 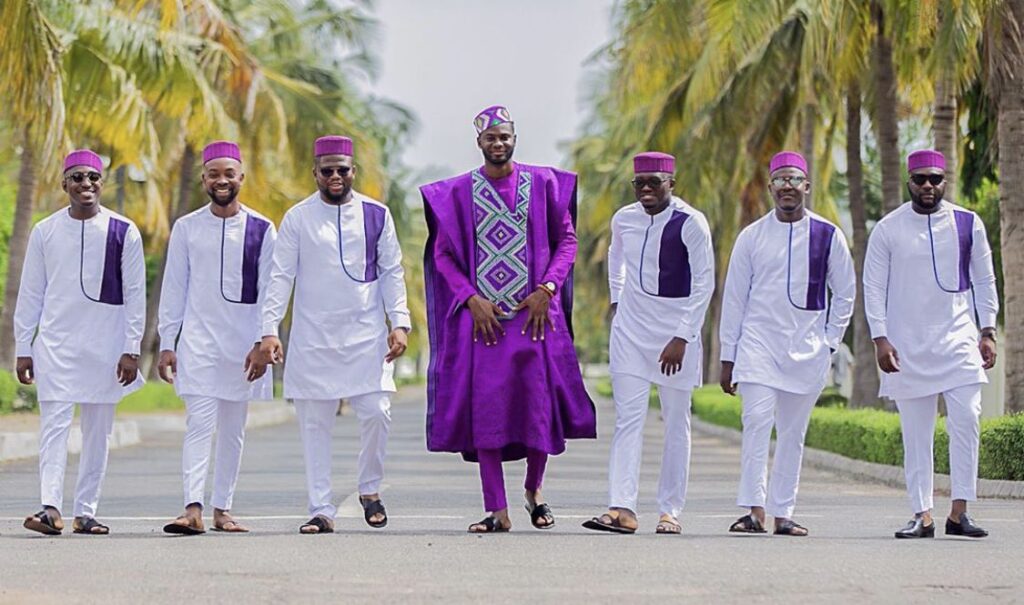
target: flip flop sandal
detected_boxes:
[656,519,682,535]
[525,502,555,530]
[360,497,388,529]
[73,517,110,535]
[212,520,249,533]
[729,514,767,534]
[163,515,205,535]
[581,514,637,534]
[774,519,809,536]
[24,510,62,536]
[299,516,334,534]
[468,516,510,533]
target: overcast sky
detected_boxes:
[367,0,615,179]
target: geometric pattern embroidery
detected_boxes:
[473,170,531,315]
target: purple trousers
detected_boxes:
[478,448,548,512]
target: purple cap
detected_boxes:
[314,136,353,157]
[474,105,513,134]
[63,149,103,174]
[907,149,946,172]
[769,151,808,174]
[633,152,675,174]
[202,140,241,164]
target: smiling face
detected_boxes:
[62,167,104,214]
[632,171,674,213]
[314,154,355,203]
[907,167,946,212]
[477,123,516,166]
[768,166,810,215]
[202,158,244,207]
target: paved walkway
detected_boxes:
[1,386,1021,604]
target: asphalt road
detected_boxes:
[1,386,1022,604]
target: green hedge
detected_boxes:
[117,382,185,413]
[0,369,38,414]
[690,386,1024,481]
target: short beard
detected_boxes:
[207,187,238,207]
[319,184,349,204]
[908,186,942,208]
[483,146,515,166]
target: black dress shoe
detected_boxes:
[945,513,988,538]
[894,517,935,539]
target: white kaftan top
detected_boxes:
[720,210,856,394]
[863,201,998,399]
[607,197,714,389]
[262,191,411,400]
[158,203,277,401]
[13,207,146,403]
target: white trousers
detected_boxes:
[736,383,818,518]
[38,401,116,518]
[181,396,249,510]
[895,384,982,514]
[295,393,391,518]
[608,373,692,518]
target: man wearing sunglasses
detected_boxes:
[863,149,998,539]
[420,105,595,533]
[719,151,855,537]
[14,149,146,536]
[582,152,713,536]
[260,136,410,534]
[158,141,277,536]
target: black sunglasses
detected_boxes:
[910,174,945,187]
[68,171,102,184]
[631,177,669,189]
[319,166,351,178]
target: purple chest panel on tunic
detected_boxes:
[952,210,974,292]
[804,218,834,311]
[98,217,129,305]
[361,202,386,282]
[239,214,271,304]
[657,210,692,298]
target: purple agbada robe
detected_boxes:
[421,163,596,462]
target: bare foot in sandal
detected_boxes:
[299,515,334,534]
[656,514,681,534]
[72,516,110,535]
[213,508,249,533]
[469,509,511,533]
[582,508,638,534]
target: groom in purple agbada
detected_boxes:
[420,105,596,533]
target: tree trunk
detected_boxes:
[872,2,903,214]
[934,75,958,200]
[0,127,38,370]
[801,105,816,210]
[998,0,1024,413]
[141,145,196,379]
[847,82,882,408]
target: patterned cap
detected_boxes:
[633,152,675,174]
[202,140,242,164]
[63,149,103,173]
[907,149,946,172]
[474,105,513,134]
[314,135,353,157]
[769,151,808,174]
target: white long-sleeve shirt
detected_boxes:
[607,197,714,388]
[719,210,856,394]
[13,206,146,403]
[262,191,411,400]
[863,201,998,399]
[157,203,277,401]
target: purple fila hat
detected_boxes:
[474,105,513,134]
[907,149,946,172]
[769,151,808,175]
[63,149,104,174]
[202,140,242,164]
[633,151,675,174]
[314,135,354,157]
